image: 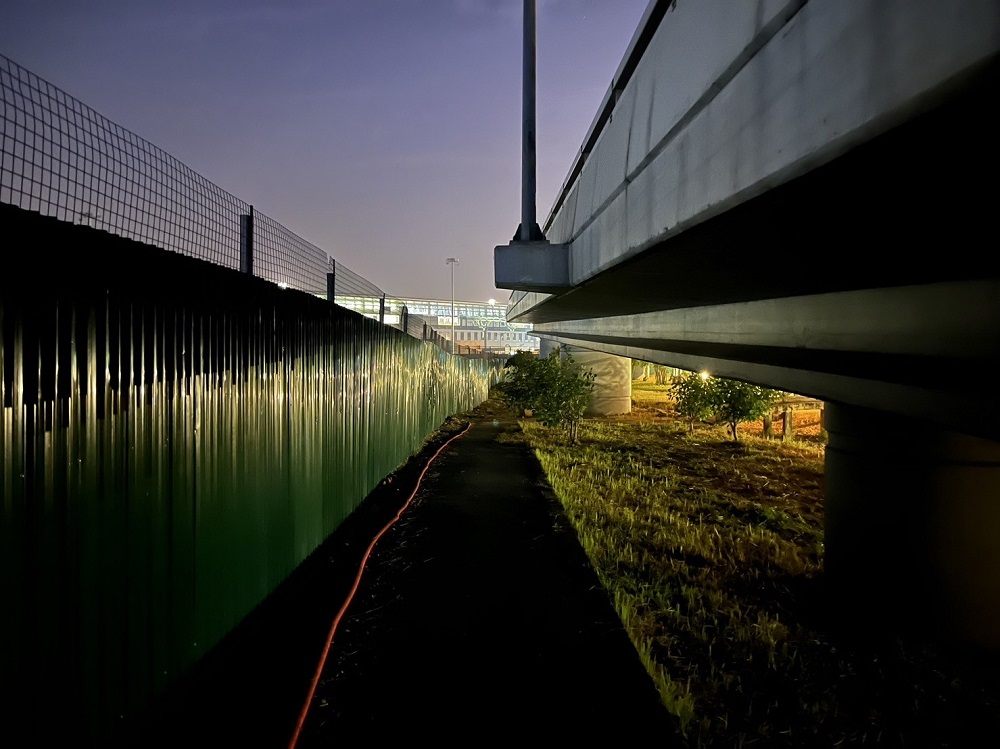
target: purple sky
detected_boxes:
[1,0,647,301]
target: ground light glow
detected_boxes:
[699,370,711,381]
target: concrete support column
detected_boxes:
[538,338,560,359]
[824,403,1000,648]
[561,344,631,416]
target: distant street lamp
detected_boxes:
[477,317,490,359]
[486,298,498,360]
[446,257,459,353]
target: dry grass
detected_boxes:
[631,383,673,402]
[630,382,825,444]
[519,406,1000,746]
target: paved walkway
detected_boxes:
[303,417,674,741]
[137,415,676,745]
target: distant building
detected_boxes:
[335,295,538,354]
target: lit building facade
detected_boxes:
[336,295,538,354]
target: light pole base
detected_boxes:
[494,240,571,292]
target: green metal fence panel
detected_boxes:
[0,207,491,738]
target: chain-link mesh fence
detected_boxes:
[0,53,379,299]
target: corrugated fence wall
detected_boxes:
[0,205,491,737]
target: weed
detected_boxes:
[521,413,1000,746]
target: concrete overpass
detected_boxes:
[495,0,1000,647]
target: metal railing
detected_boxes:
[406,313,478,357]
[0,53,379,300]
[331,257,383,299]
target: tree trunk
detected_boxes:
[689,418,695,434]
[731,421,739,442]
[763,413,773,439]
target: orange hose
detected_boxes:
[287,422,473,748]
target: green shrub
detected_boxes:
[504,350,536,372]
[670,371,715,432]
[532,353,595,443]
[498,350,539,414]
[670,370,780,441]
[500,350,594,442]
[709,377,780,442]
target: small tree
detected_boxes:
[498,350,540,414]
[710,378,779,443]
[670,371,714,432]
[504,350,535,371]
[532,352,595,443]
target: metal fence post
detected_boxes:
[240,205,254,275]
[379,295,385,325]
[327,261,336,304]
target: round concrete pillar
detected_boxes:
[561,345,631,416]
[824,403,1000,648]
[538,338,560,359]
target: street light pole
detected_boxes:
[493,0,570,292]
[446,257,459,353]
[520,0,539,241]
[486,298,497,361]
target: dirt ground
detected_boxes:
[630,382,824,443]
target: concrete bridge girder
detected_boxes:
[527,278,1000,440]
[550,0,1000,290]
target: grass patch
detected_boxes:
[521,415,999,746]
[632,382,674,401]
[630,382,825,444]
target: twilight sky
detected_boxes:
[0,0,648,302]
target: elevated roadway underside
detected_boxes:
[512,65,1000,441]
